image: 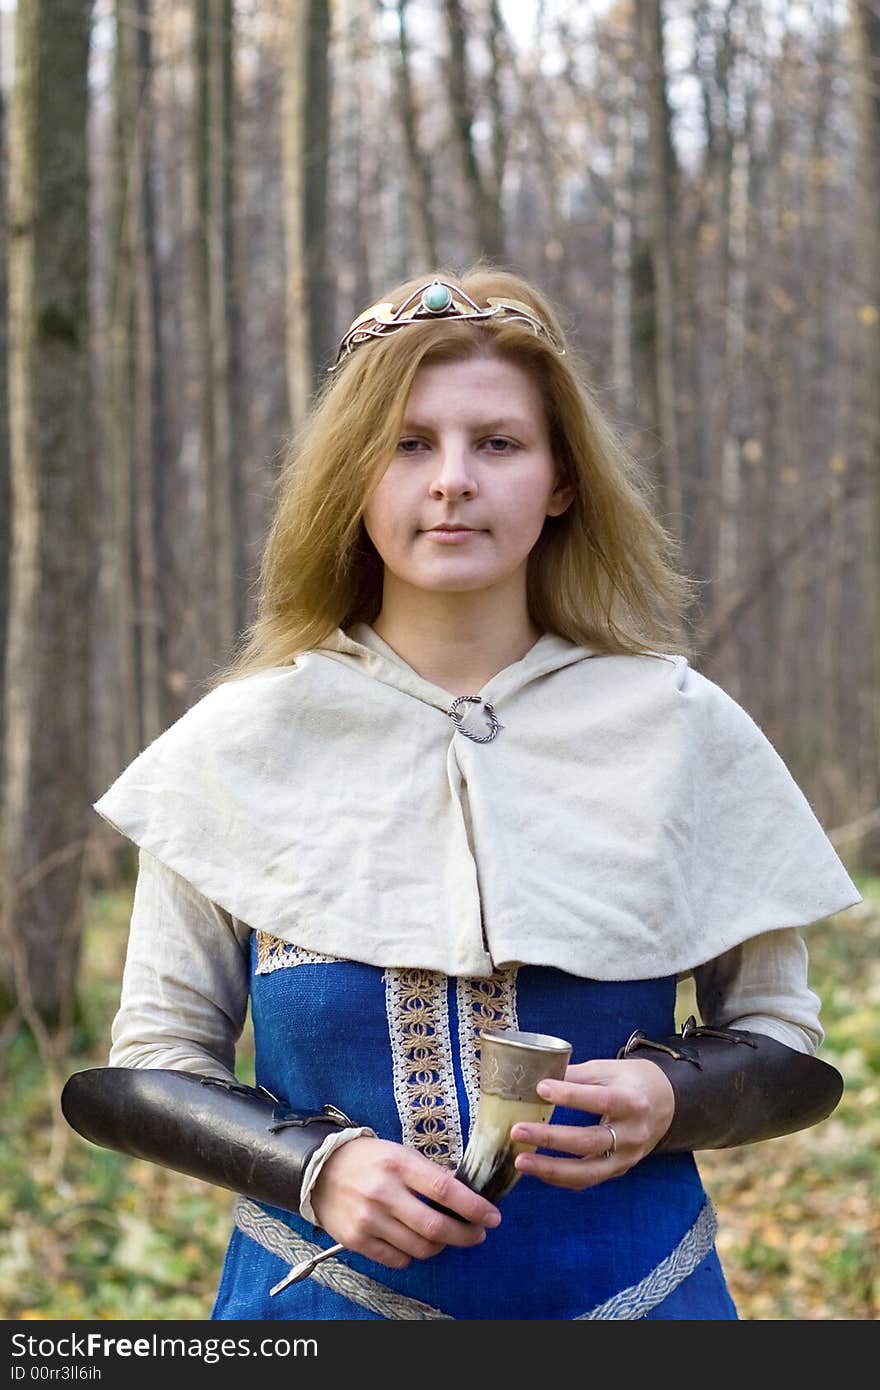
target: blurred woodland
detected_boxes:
[0,0,878,1320]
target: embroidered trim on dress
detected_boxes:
[255,931,341,975]
[383,968,463,1168]
[234,1195,719,1320]
[574,1199,719,1319]
[456,969,518,1137]
[235,1199,452,1319]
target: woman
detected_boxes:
[62,265,861,1320]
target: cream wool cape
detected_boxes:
[94,623,861,980]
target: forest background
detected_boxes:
[0,0,878,1321]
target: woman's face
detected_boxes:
[362,353,573,602]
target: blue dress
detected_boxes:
[210,933,738,1321]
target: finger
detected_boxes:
[408,1160,503,1229]
[513,1150,614,1191]
[536,1078,611,1114]
[562,1060,616,1084]
[400,1195,493,1251]
[375,1214,449,1262]
[510,1120,610,1154]
[366,1206,487,1263]
[344,1208,439,1266]
[348,1234,414,1273]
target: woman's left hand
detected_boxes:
[510,1058,675,1189]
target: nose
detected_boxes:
[428,440,478,500]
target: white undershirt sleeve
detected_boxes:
[109,848,251,1081]
[690,927,823,1055]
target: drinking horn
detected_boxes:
[452,1028,572,1205]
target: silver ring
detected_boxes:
[601,1123,617,1160]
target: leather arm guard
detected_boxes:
[618,1016,844,1153]
[60,1067,357,1216]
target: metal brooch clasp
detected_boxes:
[447,695,503,744]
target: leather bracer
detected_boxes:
[618,1017,844,1153]
[60,1067,357,1216]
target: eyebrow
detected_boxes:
[400,416,536,433]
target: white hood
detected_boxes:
[93,622,861,979]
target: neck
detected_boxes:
[370,585,542,696]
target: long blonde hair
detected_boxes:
[207,263,699,689]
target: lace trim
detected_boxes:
[383,968,463,1168]
[255,931,342,975]
[456,969,519,1137]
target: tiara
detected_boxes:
[328,278,566,371]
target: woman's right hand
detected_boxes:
[309,1135,502,1269]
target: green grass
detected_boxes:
[1,876,878,1320]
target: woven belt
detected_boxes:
[234,1195,718,1320]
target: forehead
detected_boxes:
[403,353,545,422]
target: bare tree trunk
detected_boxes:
[716,121,750,692]
[209,0,245,655]
[395,0,438,269]
[104,0,168,759]
[153,0,213,716]
[0,19,9,799]
[610,44,636,422]
[809,10,846,818]
[194,0,246,661]
[515,5,565,301]
[485,0,510,224]
[443,0,504,262]
[109,0,141,767]
[282,0,333,426]
[849,0,880,867]
[236,14,286,578]
[635,0,682,531]
[336,0,372,310]
[1,0,95,1020]
[133,0,164,744]
[698,0,755,700]
[749,21,793,739]
[685,0,728,610]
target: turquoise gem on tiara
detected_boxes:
[421,281,454,314]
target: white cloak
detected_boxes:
[93,623,862,980]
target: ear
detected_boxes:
[546,476,575,518]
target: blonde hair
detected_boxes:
[207,262,698,689]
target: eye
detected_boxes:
[396,438,427,454]
[484,437,518,453]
